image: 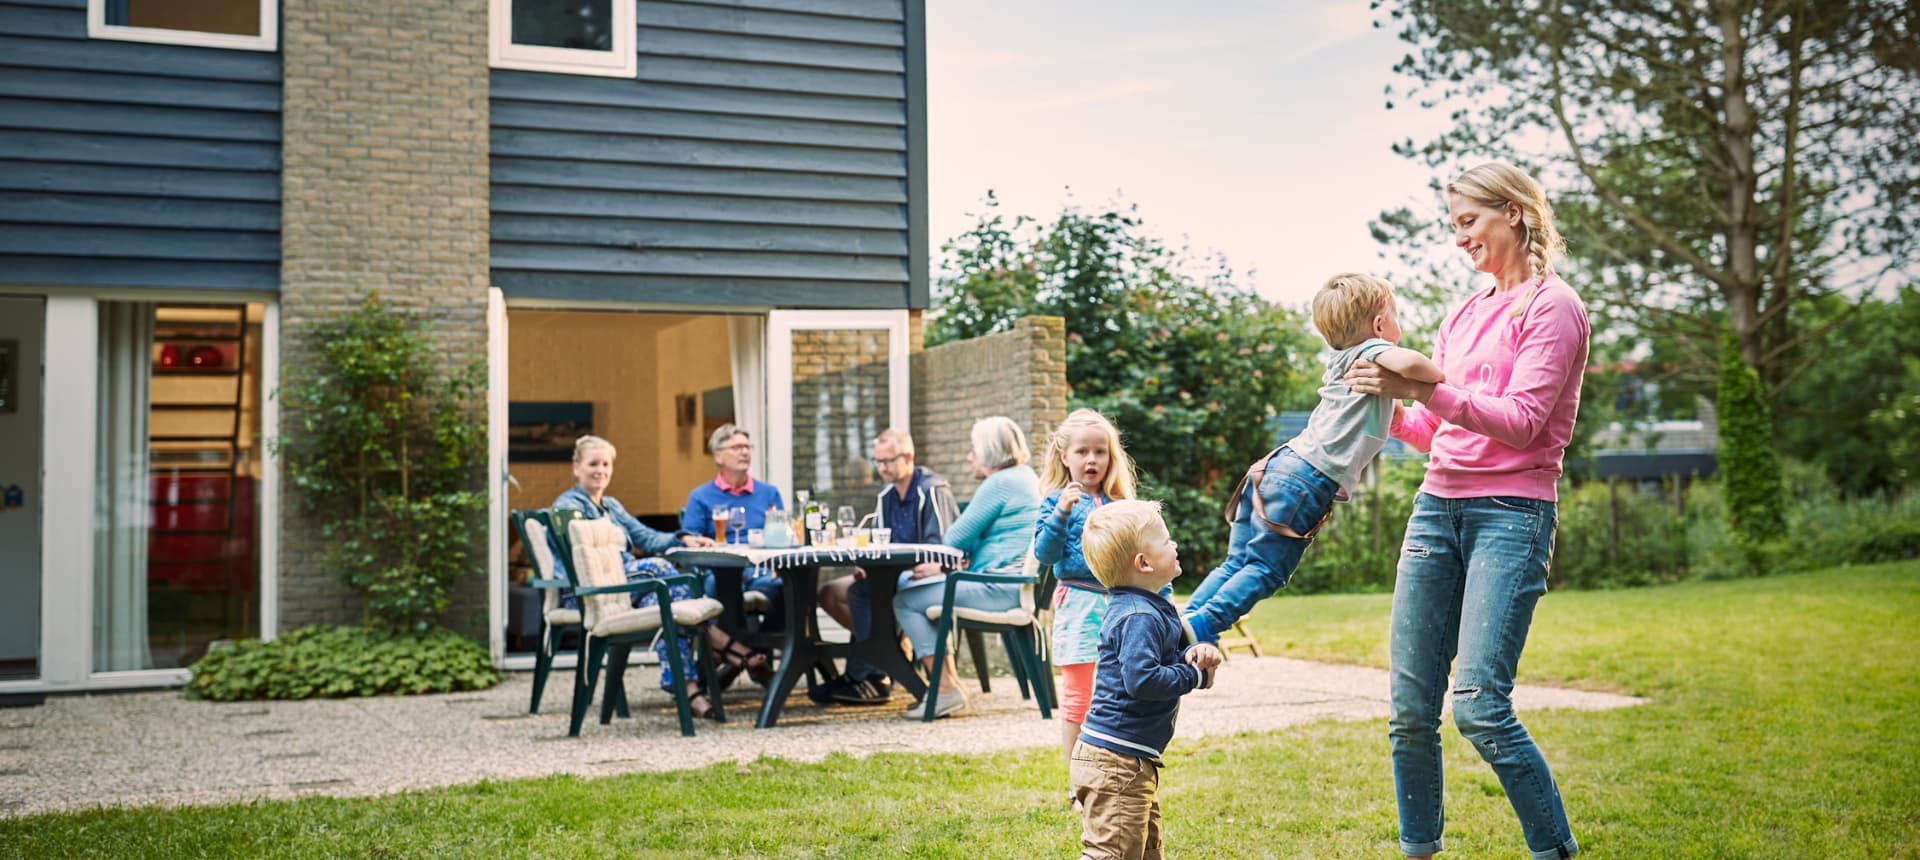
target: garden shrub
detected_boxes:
[1716,336,1786,553]
[275,294,488,633]
[1551,479,1691,589]
[187,625,501,701]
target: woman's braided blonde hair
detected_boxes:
[1448,162,1564,317]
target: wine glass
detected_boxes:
[729,506,747,546]
[835,505,857,545]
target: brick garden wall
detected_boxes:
[277,0,491,634]
[910,317,1068,502]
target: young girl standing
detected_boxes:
[1033,409,1157,779]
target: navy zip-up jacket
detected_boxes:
[1077,586,1201,765]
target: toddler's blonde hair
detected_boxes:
[1311,273,1396,350]
[1083,499,1165,588]
[1040,408,1137,500]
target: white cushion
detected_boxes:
[544,607,581,627]
[569,519,632,631]
[521,518,567,616]
[925,604,1033,626]
[743,591,771,613]
[591,597,724,638]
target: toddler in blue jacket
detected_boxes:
[1071,500,1223,859]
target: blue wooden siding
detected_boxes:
[492,0,927,309]
[0,0,281,292]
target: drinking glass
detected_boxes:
[710,507,730,544]
[872,528,891,545]
[729,506,747,545]
[835,506,856,544]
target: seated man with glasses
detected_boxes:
[681,424,788,684]
[816,427,960,705]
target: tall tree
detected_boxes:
[1374,0,1919,397]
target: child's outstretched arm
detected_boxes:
[1372,346,1443,383]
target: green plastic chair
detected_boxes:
[565,516,725,737]
[920,564,1054,722]
[511,508,583,715]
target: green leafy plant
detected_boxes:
[186,625,501,701]
[275,294,488,633]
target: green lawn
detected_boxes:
[8,563,1918,858]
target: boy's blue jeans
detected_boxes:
[1389,493,1577,860]
[1184,447,1339,644]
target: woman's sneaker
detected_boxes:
[902,688,966,719]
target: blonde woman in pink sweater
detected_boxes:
[1347,162,1588,860]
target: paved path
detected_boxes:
[0,657,1642,817]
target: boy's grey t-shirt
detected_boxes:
[1288,337,1395,492]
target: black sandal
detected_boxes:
[711,633,773,691]
[689,691,725,723]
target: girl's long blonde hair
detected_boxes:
[1040,408,1136,500]
[1447,162,1565,317]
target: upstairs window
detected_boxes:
[490,0,636,78]
[89,0,277,52]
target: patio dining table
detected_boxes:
[667,542,964,728]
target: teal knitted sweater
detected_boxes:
[946,464,1041,574]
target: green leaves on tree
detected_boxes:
[273,294,489,634]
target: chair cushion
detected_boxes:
[926,604,1034,626]
[591,597,724,638]
[544,607,581,627]
[569,519,634,629]
[521,518,566,615]
[743,591,771,613]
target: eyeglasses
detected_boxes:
[871,454,908,467]
[716,443,752,453]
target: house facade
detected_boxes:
[0,0,947,693]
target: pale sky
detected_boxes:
[926,2,1454,309]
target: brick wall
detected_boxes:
[277,0,491,634]
[910,316,1068,502]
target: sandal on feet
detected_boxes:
[712,633,773,690]
[689,692,725,723]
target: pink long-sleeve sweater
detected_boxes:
[1390,274,1590,502]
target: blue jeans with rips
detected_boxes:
[1183,447,1339,644]
[1389,493,1577,860]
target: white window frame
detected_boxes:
[88,0,278,52]
[489,0,636,79]
[0,290,279,695]
[765,310,911,502]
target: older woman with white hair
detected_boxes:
[890,415,1041,719]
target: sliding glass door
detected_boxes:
[96,302,264,671]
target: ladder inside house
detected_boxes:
[147,305,256,658]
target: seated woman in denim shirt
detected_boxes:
[554,435,766,722]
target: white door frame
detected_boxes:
[764,310,911,500]
[486,287,509,666]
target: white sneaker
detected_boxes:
[902,688,966,719]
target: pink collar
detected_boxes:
[714,473,755,496]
